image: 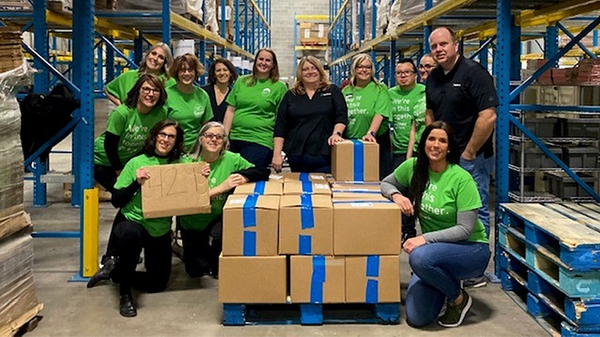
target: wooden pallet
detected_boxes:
[63,182,112,202]
[499,203,600,272]
[498,223,600,298]
[0,303,43,337]
[499,249,600,332]
[222,302,400,326]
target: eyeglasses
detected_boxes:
[395,70,415,76]
[140,86,160,94]
[202,133,226,141]
[157,132,176,140]
[302,66,318,73]
[419,64,436,70]
[355,65,371,70]
[179,68,194,74]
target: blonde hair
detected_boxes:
[138,42,173,76]
[291,56,330,95]
[349,53,379,87]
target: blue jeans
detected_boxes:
[287,154,330,173]
[405,241,490,327]
[460,154,494,238]
[229,139,273,169]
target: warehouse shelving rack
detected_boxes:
[328,0,600,285]
[0,0,270,282]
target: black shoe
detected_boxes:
[87,257,118,288]
[119,294,137,318]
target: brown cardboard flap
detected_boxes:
[331,140,379,182]
[279,195,332,209]
[330,182,381,192]
[141,162,210,219]
[290,256,345,303]
[346,255,400,303]
[233,181,282,196]
[219,255,287,303]
[283,180,332,195]
[223,195,280,210]
[0,211,31,241]
[332,193,388,201]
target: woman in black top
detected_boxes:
[272,56,348,173]
[202,59,238,123]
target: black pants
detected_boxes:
[94,164,117,193]
[377,133,393,180]
[287,154,331,173]
[111,215,172,295]
[229,139,273,169]
[179,217,222,277]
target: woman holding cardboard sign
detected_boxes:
[272,56,347,173]
[342,53,393,179]
[179,122,269,278]
[87,119,188,318]
[381,121,490,328]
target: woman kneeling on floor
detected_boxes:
[178,122,270,278]
[87,119,185,318]
[381,121,490,328]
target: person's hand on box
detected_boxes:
[200,163,211,178]
[271,153,283,173]
[136,168,150,185]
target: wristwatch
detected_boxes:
[335,131,342,137]
[369,131,376,138]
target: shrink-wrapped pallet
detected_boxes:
[387,0,442,38]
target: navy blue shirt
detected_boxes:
[202,84,231,123]
[426,56,498,157]
[274,84,348,156]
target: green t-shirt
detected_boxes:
[389,84,426,154]
[225,75,287,149]
[93,104,167,167]
[178,151,254,231]
[166,85,214,151]
[115,154,178,237]
[105,69,176,103]
[342,81,391,138]
[393,158,488,244]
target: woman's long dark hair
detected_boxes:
[142,119,185,163]
[409,121,460,218]
[124,73,167,109]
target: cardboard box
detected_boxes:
[330,182,386,200]
[279,195,333,255]
[233,181,283,196]
[290,256,345,303]
[268,173,285,183]
[222,195,279,256]
[141,162,210,219]
[283,172,328,183]
[331,140,379,182]
[299,22,328,45]
[333,201,401,255]
[283,180,331,195]
[346,255,400,303]
[219,255,287,303]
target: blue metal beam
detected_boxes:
[470,35,496,60]
[162,0,171,47]
[510,15,600,102]
[22,42,80,95]
[557,22,597,59]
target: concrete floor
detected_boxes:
[20,100,548,336]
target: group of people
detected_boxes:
[85,25,498,329]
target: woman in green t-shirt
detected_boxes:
[104,42,174,106]
[93,73,168,194]
[87,119,185,318]
[166,53,213,151]
[342,53,393,179]
[223,48,287,169]
[381,121,490,328]
[178,122,269,278]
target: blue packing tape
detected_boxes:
[243,231,256,256]
[311,255,326,303]
[299,173,310,182]
[351,140,364,181]
[253,181,266,195]
[366,279,379,304]
[365,255,380,303]
[242,195,258,228]
[301,180,313,194]
[299,195,314,254]
[299,235,312,255]
[366,255,380,277]
[242,196,258,256]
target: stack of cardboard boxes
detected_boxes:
[219,140,401,307]
[0,63,42,336]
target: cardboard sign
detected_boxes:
[141,162,210,219]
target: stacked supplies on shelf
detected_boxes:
[0,28,23,74]
[0,61,42,336]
